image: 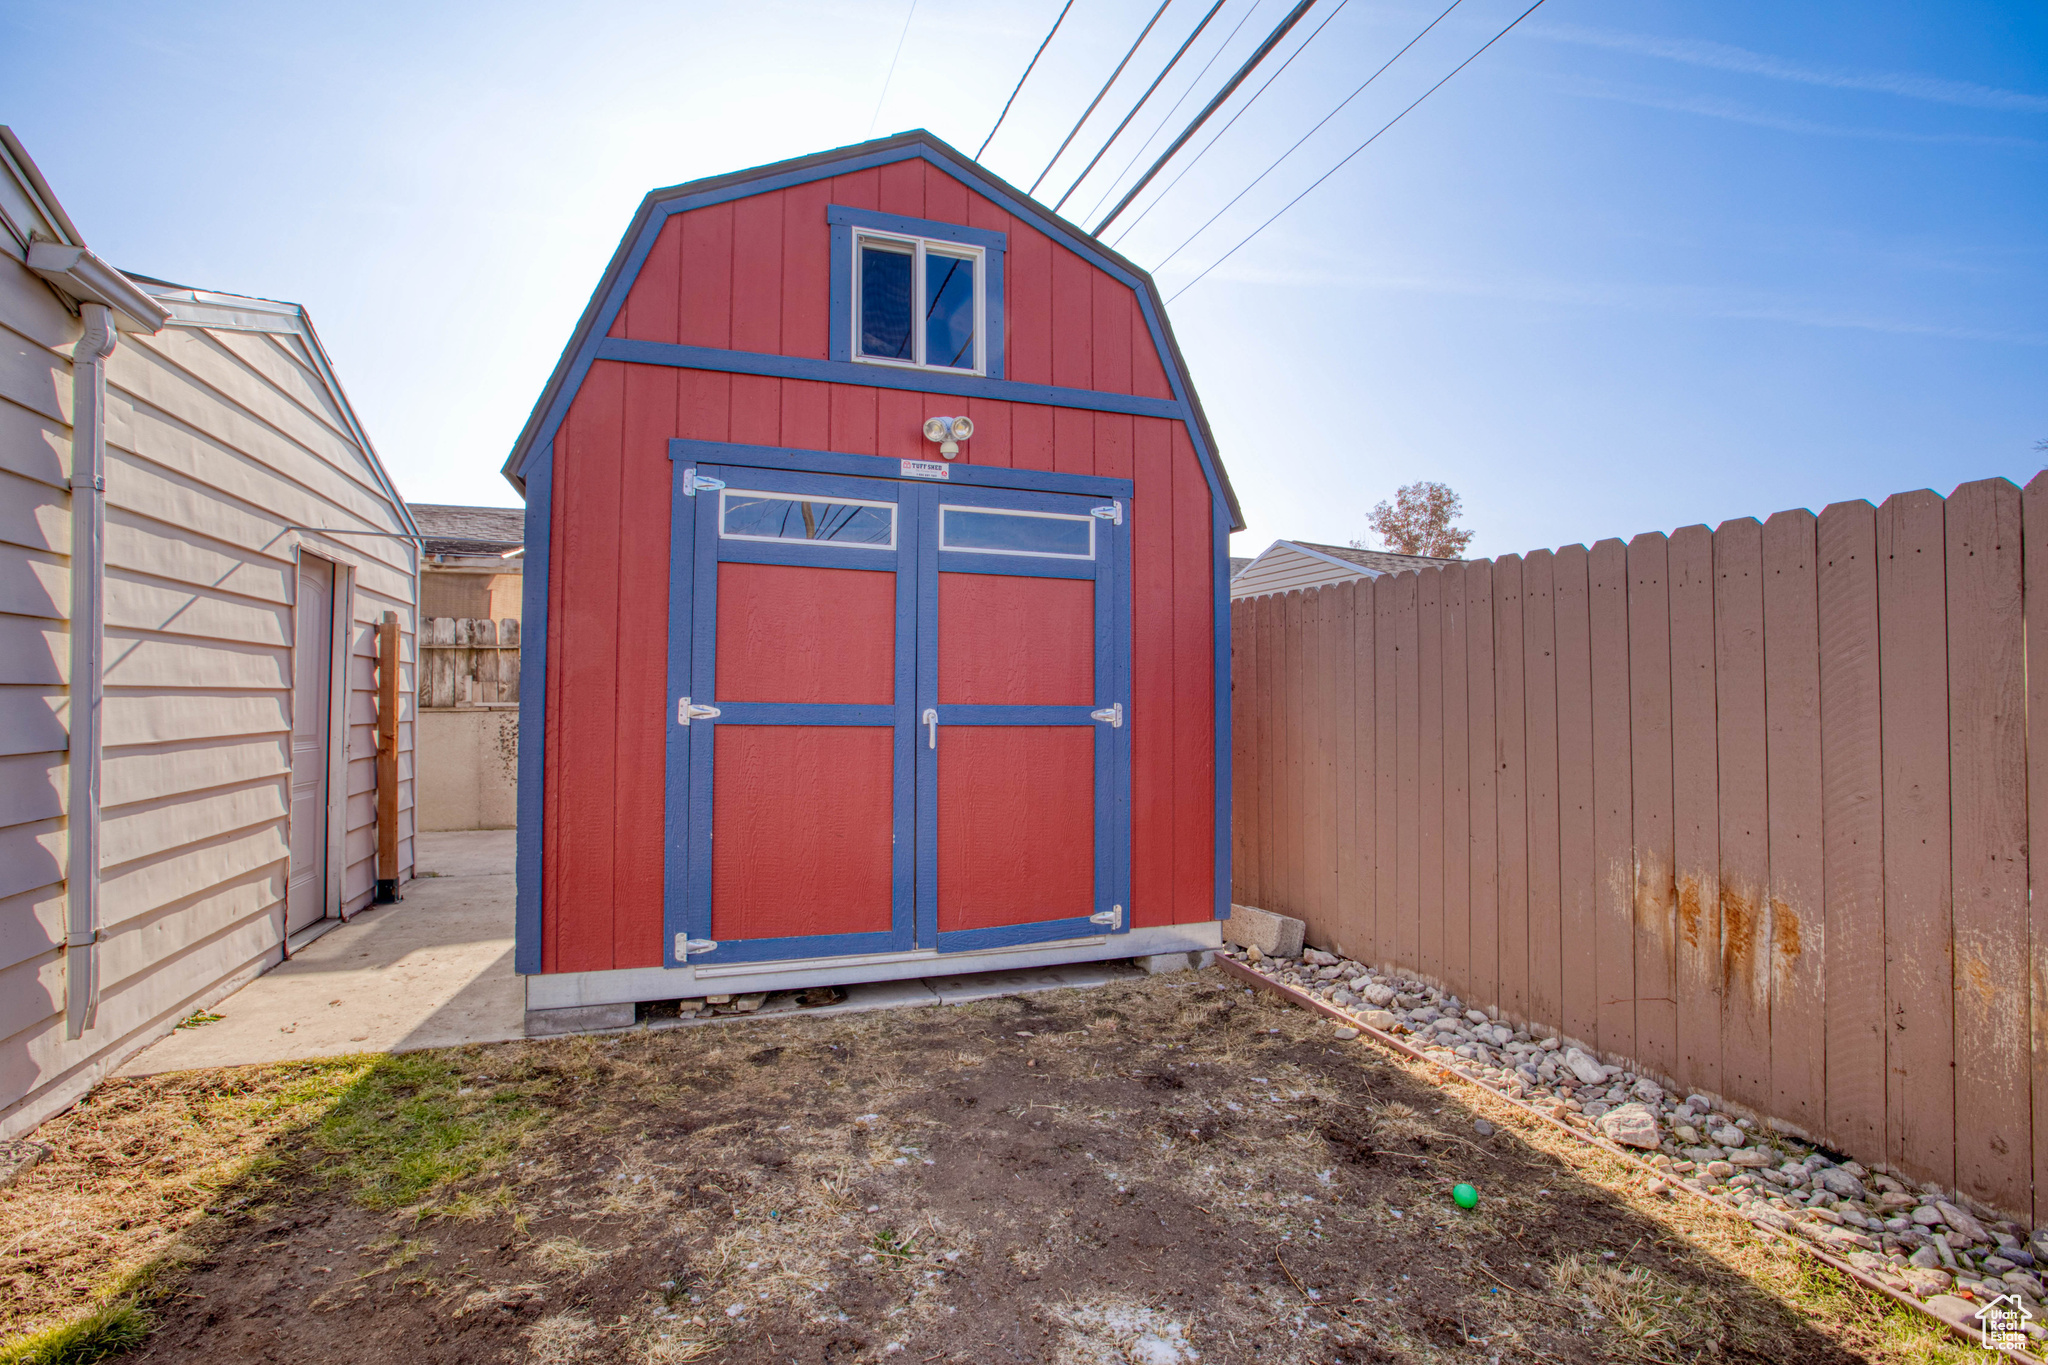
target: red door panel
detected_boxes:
[936,726,1094,932]
[711,725,895,940]
[717,562,896,704]
[937,572,1094,705]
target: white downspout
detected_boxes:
[66,302,115,1041]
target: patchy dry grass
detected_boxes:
[0,975,1993,1364]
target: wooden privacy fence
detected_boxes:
[1231,475,2047,1221]
[420,616,521,708]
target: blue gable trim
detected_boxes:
[514,445,553,973]
[826,204,1008,252]
[827,204,1006,379]
[599,337,1175,419]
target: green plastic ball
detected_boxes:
[1452,1183,1479,1210]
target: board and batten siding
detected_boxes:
[0,238,416,1136]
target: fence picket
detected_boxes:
[1418,569,1446,987]
[1443,564,1472,1002]
[1763,510,1824,1137]
[1945,478,2027,1211]
[1590,539,1635,1061]
[1556,546,1598,1050]
[1668,525,1722,1097]
[2025,473,2048,1226]
[1627,533,1676,1084]
[1494,556,1530,1026]
[1524,550,1562,1032]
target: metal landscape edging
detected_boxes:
[1214,953,2037,1363]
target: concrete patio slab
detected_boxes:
[120,830,522,1075]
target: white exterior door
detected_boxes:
[287,554,336,932]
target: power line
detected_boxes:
[866,0,922,138]
[1167,0,1551,301]
[1150,0,1465,274]
[1078,0,1274,228]
[1107,0,1351,246]
[1091,0,1321,235]
[1051,0,1230,214]
[1030,0,1177,195]
[977,0,1077,160]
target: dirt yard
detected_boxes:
[1,973,1974,1364]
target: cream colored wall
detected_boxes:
[0,250,416,1138]
[1229,543,1371,599]
[416,708,518,832]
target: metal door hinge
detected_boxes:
[1091,502,1122,525]
[683,469,726,497]
[1090,702,1123,728]
[676,935,717,957]
[677,696,722,724]
[1090,905,1124,929]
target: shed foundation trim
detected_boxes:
[523,920,1222,1010]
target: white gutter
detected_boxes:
[64,303,116,1039]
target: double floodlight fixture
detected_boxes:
[922,414,974,459]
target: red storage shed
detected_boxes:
[503,131,1243,1022]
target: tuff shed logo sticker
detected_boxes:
[900,460,949,480]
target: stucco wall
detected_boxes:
[417,708,517,831]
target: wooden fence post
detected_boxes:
[375,610,400,903]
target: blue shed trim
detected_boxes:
[825,204,1010,251]
[669,437,1134,500]
[513,445,553,973]
[505,131,1240,969]
[599,337,1168,418]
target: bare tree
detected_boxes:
[1355,481,1474,558]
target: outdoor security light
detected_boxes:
[923,414,973,459]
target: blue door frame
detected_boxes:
[663,441,1131,968]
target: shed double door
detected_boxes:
[672,461,1129,966]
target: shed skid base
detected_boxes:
[524,921,1223,1012]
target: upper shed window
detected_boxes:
[829,205,1006,380]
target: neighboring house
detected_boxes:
[504,130,1243,1028]
[409,503,522,832]
[1229,539,1460,599]
[1229,555,1252,579]
[0,129,417,1137]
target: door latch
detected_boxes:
[1091,502,1122,525]
[1090,905,1124,929]
[677,696,722,724]
[675,935,717,957]
[1090,702,1123,728]
[682,469,726,497]
[922,707,938,749]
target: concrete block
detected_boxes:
[525,1002,635,1037]
[1222,904,1304,958]
[1135,951,1195,975]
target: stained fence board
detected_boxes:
[1589,539,1634,1061]
[1374,575,1398,970]
[1417,568,1445,986]
[1762,511,1825,1137]
[1349,577,1378,964]
[1876,489,1954,1188]
[1465,561,1500,1010]
[1715,517,1771,1114]
[1313,585,1341,943]
[1626,533,1677,1084]
[1331,580,1364,961]
[1230,602,1251,902]
[1442,564,1472,1001]
[1493,556,1529,1025]
[1256,593,1277,907]
[1285,589,1306,924]
[2025,473,2048,1225]
[1522,550,1562,1030]
[1393,572,1421,974]
[1668,524,1722,1097]
[1554,546,1597,1050]
[1816,500,1885,1168]
[1944,478,2028,1212]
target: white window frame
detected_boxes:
[938,505,1096,560]
[851,230,987,377]
[718,487,898,551]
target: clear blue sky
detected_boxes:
[8,0,2043,559]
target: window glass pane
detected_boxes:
[859,243,913,360]
[723,494,895,547]
[924,252,976,370]
[941,508,1092,558]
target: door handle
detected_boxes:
[677,697,722,725]
[922,708,938,749]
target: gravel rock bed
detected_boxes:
[1221,940,2048,1343]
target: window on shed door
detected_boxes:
[855,233,981,373]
